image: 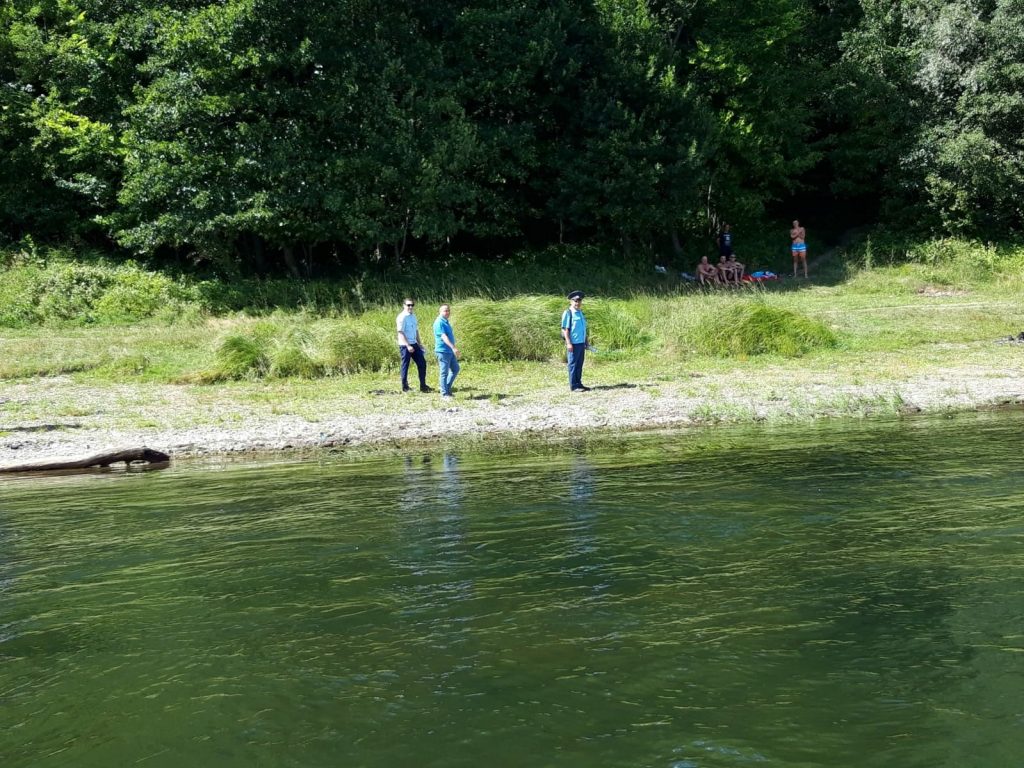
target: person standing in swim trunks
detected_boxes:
[790,219,808,278]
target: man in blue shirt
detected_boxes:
[561,290,590,392]
[396,298,431,393]
[433,303,461,399]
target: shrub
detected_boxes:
[93,266,192,323]
[0,266,44,327]
[908,238,991,268]
[693,301,837,357]
[34,263,113,324]
[0,260,203,327]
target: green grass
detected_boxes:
[1,237,1023,395]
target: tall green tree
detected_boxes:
[916,0,1024,233]
[834,0,1024,235]
[0,0,110,239]
[663,0,822,227]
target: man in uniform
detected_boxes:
[561,290,590,392]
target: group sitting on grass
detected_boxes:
[697,254,745,286]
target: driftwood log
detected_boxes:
[0,447,170,474]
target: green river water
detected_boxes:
[2,413,1023,767]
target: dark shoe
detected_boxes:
[571,387,585,392]
[402,386,412,393]
[420,385,434,393]
[578,385,592,392]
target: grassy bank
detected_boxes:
[3,238,1023,380]
[1,237,1022,452]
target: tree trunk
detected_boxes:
[706,180,715,233]
[301,243,313,278]
[401,210,410,257]
[282,245,301,279]
[671,229,683,257]
[0,448,171,474]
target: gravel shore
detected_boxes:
[2,344,1022,468]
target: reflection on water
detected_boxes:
[1,412,1024,768]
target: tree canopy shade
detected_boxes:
[2,1,1022,275]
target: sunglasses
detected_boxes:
[405,303,415,307]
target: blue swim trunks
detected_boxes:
[791,243,807,253]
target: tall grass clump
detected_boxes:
[456,296,565,361]
[321,314,395,374]
[693,301,837,357]
[207,321,279,380]
[208,321,332,380]
[583,299,653,353]
[268,326,324,378]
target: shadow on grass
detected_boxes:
[368,387,510,402]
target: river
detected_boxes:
[2,412,1022,767]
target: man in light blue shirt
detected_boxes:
[561,290,590,392]
[396,297,430,393]
[433,303,461,398]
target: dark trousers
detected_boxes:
[567,343,586,390]
[399,344,427,390]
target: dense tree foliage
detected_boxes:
[829,0,1024,233]
[1,1,1021,274]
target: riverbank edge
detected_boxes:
[2,357,1023,469]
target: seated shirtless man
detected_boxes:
[697,255,720,286]
[727,253,745,282]
[717,254,735,285]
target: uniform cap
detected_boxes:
[567,290,584,300]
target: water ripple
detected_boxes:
[1,413,1023,767]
